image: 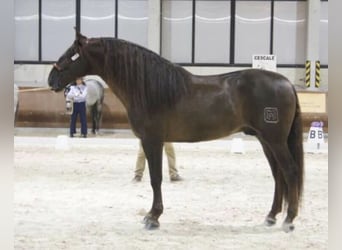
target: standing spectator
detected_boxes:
[133,142,183,182]
[66,77,88,138]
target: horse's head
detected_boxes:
[48,31,90,92]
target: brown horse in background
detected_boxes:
[48,31,304,232]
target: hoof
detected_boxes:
[264,217,276,227]
[143,214,160,230]
[144,220,160,230]
[282,222,295,233]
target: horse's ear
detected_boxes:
[74,27,88,47]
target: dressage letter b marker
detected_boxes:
[307,121,325,153]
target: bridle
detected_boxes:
[53,49,82,72]
[52,38,93,73]
[53,63,62,71]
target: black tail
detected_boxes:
[287,88,304,203]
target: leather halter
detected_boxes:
[53,63,62,71]
[53,41,87,71]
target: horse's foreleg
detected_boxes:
[141,139,164,230]
[260,141,284,226]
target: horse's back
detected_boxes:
[229,69,295,103]
[233,69,296,108]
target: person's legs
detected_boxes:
[164,143,182,181]
[133,142,146,181]
[69,105,78,137]
[79,102,87,137]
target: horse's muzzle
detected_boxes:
[50,85,61,92]
[48,79,62,92]
[48,68,64,92]
[49,83,64,92]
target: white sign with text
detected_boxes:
[252,55,277,72]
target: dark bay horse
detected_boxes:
[64,78,104,134]
[48,31,304,232]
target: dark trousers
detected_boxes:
[70,102,87,136]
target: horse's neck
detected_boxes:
[91,42,130,109]
[105,79,131,109]
[85,41,107,77]
[91,39,192,113]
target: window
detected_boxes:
[273,1,307,64]
[195,1,231,63]
[41,0,76,61]
[118,0,148,47]
[14,0,150,62]
[15,0,39,61]
[162,0,193,63]
[13,0,327,67]
[81,0,116,38]
[235,1,271,64]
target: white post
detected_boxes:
[306,0,321,90]
[148,0,161,55]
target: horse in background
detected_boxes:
[64,78,104,134]
[48,31,304,233]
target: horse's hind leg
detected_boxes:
[91,101,103,134]
[96,101,103,133]
[141,139,164,230]
[90,104,96,134]
[260,141,284,227]
[269,143,300,232]
[91,102,103,134]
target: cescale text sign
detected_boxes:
[252,55,277,72]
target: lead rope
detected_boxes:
[18,87,51,93]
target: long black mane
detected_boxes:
[101,38,191,114]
